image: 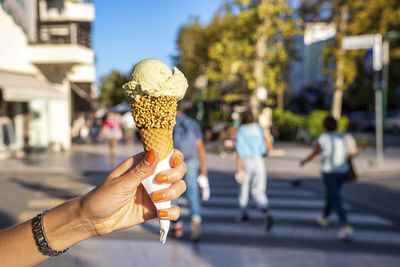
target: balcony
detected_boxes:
[38,22,92,48]
[39,0,95,22]
[29,44,94,65]
[68,64,96,82]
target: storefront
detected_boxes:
[0,70,63,153]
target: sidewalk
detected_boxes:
[206,141,400,179]
[1,141,399,177]
[268,142,400,178]
[0,143,142,174]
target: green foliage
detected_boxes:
[272,108,305,140]
[99,70,128,107]
[305,110,349,138]
[273,109,349,142]
[306,110,329,138]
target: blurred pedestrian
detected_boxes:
[300,115,358,241]
[71,113,85,141]
[101,112,122,156]
[172,103,208,242]
[89,117,103,144]
[235,110,273,231]
[121,111,136,145]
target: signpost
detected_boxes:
[342,34,388,166]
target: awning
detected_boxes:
[0,70,64,101]
[70,82,101,109]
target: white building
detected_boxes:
[0,0,95,155]
[288,22,336,92]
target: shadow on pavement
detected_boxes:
[0,210,17,230]
[9,178,79,200]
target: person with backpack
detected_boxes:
[235,110,273,231]
[172,103,208,241]
[300,115,358,241]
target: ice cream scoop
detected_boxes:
[123,58,188,101]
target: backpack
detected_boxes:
[173,115,198,160]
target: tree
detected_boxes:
[99,70,129,107]
[207,0,298,112]
[175,0,299,111]
[299,0,400,117]
[174,16,225,100]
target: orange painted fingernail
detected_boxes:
[156,173,169,184]
[152,192,165,202]
[172,157,180,167]
[158,210,168,218]
[145,149,156,164]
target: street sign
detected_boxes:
[342,34,382,71]
[364,49,373,73]
[342,34,377,50]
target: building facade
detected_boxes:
[0,0,95,155]
[287,22,336,112]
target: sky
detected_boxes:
[94,0,226,81]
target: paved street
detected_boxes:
[0,142,400,266]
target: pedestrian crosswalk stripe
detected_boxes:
[205,197,339,209]
[183,207,393,227]
[196,223,400,246]
[210,180,296,189]
[211,188,319,198]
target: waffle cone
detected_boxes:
[138,128,173,161]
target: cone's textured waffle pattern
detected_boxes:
[139,128,173,161]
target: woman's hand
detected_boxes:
[79,149,186,236]
[0,149,186,267]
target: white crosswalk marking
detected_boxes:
[177,174,399,251]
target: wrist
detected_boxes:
[43,198,95,251]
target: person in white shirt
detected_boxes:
[300,115,357,241]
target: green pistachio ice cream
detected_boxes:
[122,58,188,101]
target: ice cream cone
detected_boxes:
[122,58,188,243]
[128,94,177,160]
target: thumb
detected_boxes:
[121,149,159,189]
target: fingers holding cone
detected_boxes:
[151,180,186,203]
[158,206,181,221]
[153,149,186,221]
